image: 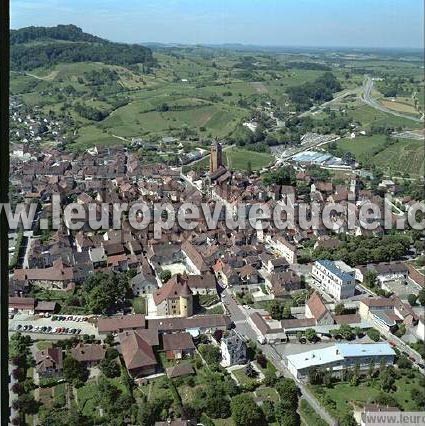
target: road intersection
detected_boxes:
[221,288,337,426]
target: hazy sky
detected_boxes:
[11,0,424,48]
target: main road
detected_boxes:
[361,77,423,123]
[221,288,337,426]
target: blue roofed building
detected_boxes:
[312,259,356,301]
[286,343,395,380]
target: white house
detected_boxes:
[265,234,297,264]
[355,262,408,284]
[220,331,247,367]
[130,271,158,296]
[312,259,356,301]
[416,316,425,342]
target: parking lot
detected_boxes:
[9,313,99,338]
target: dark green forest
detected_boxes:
[10,24,155,70]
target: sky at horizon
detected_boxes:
[11,0,424,49]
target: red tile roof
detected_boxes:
[153,275,192,306]
[70,343,106,363]
[35,348,63,372]
[13,259,74,282]
[9,296,35,309]
[166,363,195,378]
[119,330,157,370]
[162,332,195,351]
[97,314,146,333]
[306,292,329,321]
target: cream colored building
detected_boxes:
[153,274,193,317]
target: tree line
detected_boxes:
[287,72,342,112]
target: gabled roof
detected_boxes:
[333,314,361,325]
[148,314,232,332]
[306,292,330,321]
[70,343,106,363]
[249,312,270,335]
[281,318,316,329]
[97,314,146,333]
[166,362,195,378]
[181,241,209,272]
[119,330,157,370]
[13,259,74,282]
[35,301,57,312]
[162,332,195,351]
[187,273,217,289]
[360,297,395,308]
[153,275,192,306]
[35,347,63,372]
[9,296,35,309]
[239,264,258,279]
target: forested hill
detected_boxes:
[10,24,155,70]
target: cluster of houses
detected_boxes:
[249,289,421,344]
[35,312,248,380]
[10,96,68,149]
[9,141,425,386]
[9,141,423,302]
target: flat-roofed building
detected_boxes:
[287,343,395,380]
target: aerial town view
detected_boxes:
[4,1,425,425]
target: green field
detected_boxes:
[99,103,245,139]
[11,43,424,179]
[335,134,389,157]
[254,386,280,403]
[224,148,274,171]
[346,104,423,130]
[335,135,424,177]
[189,147,274,172]
[71,126,121,150]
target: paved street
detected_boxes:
[361,76,423,123]
[221,288,337,425]
[371,318,425,374]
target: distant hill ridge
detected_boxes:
[10,24,155,70]
[10,24,104,44]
